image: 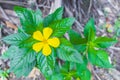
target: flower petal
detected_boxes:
[33,31,44,41]
[43,27,53,39]
[32,42,43,52]
[42,44,51,56]
[48,37,60,48]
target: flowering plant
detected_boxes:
[2,6,83,79]
[2,7,117,80]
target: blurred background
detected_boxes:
[0,0,120,80]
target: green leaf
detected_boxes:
[0,69,9,78]
[19,37,37,48]
[84,18,96,39]
[49,73,64,80]
[43,7,63,27]
[1,46,19,59]
[76,63,91,80]
[68,30,87,45]
[69,62,76,71]
[57,45,83,64]
[50,18,75,37]
[14,6,43,34]
[0,70,5,78]
[116,28,120,37]
[60,68,76,80]
[88,28,96,41]
[74,44,86,53]
[7,46,36,77]
[114,18,120,28]
[17,26,26,33]
[2,32,29,45]
[56,61,76,80]
[60,62,70,72]
[94,37,117,48]
[88,49,112,68]
[60,38,73,47]
[64,75,73,80]
[37,49,55,78]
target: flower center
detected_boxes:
[43,39,48,44]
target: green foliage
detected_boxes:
[76,63,91,80]
[116,29,120,37]
[57,38,83,63]
[56,62,77,80]
[57,45,83,64]
[43,7,63,27]
[50,73,64,80]
[68,18,117,80]
[37,49,55,78]
[88,49,112,68]
[74,44,87,53]
[50,18,75,37]
[114,19,120,29]
[94,37,117,48]
[84,18,96,40]
[113,18,120,37]
[1,6,117,80]
[2,32,30,45]
[14,6,43,34]
[0,69,9,80]
[2,46,36,77]
[68,30,87,44]
[2,6,83,79]
[69,18,117,68]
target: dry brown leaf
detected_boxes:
[28,67,40,78]
[5,21,17,30]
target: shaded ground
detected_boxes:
[0,0,120,80]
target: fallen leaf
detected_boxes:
[28,67,40,78]
[5,21,17,30]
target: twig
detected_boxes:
[0,1,27,7]
[0,6,9,21]
[64,6,83,30]
[0,6,18,30]
[88,0,93,15]
[49,0,62,14]
[65,6,73,17]
[89,63,102,80]
[92,69,102,80]
[109,69,120,80]
[107,0,119,11]
[110,46,120,51]
[38,5,50,8]
[75,20,83,30]
[0,24,2,38]
[35,1,39,10]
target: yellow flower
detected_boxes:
[32,27,60,56]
